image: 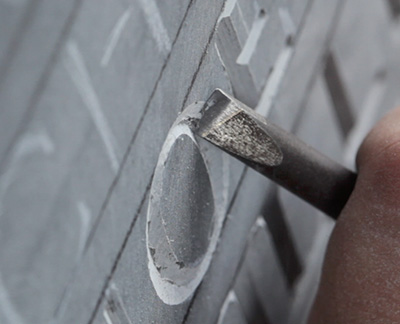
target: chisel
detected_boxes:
[191,89,357,219]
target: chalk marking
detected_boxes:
[218,0,237,22]
[0,130,55,218]
[236,9,268,65]
[217,290,239,324]
[65,40,119,173]
[256,46,293,116]
[137,0,171,56]
[222,153,230,212]
[103,310,113,324]
[14,131,54,159]
[255,216,267,229]
[101,9,131,67]
[76,201,91,259]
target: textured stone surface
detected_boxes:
[1,0,400,323]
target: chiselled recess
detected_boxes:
[158,134,214,266]
[146,102,229,305]
[147,133,214,283]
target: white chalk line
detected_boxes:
[256,46,293,116]
[137,0,171,56]
[217,290,240,324]
[0,130,55,322]
[218,0,237,22]
[0,130,55,217]
[101,9,132,67]
[76,201,92,260]
[64,40,120,173]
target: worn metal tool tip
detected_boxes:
[195,89,283,167]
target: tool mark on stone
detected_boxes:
[160,217,180,265]
[65,40,120,173]
[101,9,132,67]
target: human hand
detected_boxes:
[309,107,400,323]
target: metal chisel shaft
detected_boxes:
[193,89,357,219]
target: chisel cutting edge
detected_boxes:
[191,89,357,219]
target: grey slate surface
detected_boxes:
[1,0,400,323]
